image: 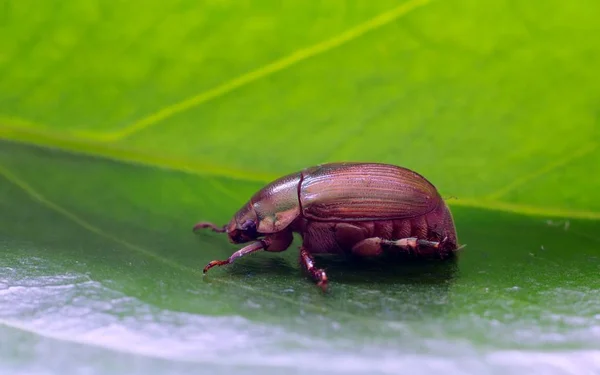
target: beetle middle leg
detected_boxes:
[352,237,444,258]
[299,247,328,292]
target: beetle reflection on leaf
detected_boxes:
[194,162,460,291]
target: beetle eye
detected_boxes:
[241,219,257,233]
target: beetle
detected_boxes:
[194,162,459,291]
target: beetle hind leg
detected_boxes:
[383,237,443,251]
[299,247,328,292]
[351,237,445,258]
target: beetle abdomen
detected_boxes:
[299,162,439,222]
[301,204,457,256]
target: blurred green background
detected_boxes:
[1,1,599,374]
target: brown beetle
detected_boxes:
[194,162,459,291]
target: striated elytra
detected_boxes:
[194,162,460,291]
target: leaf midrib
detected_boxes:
[1,122,599,221]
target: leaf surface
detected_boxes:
[1,1,599,374]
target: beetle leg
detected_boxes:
[351,238,384,257]
[193,221,226,233]
[384,237,448,258]
[299,247,328,292]
[382,237,442,251]
[203,240,265,273]
[352,237,442,258]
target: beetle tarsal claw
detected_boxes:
[203,260,228,273]
[316,272,328,292]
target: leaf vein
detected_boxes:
[486,142,597,200]
[100,0,433,141]
[1,125,600,221]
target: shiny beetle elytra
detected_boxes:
[194,162,460,291]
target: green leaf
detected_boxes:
[1,0,599,374]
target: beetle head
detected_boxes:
[226,202,260,244]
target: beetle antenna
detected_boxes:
[193,221,227,233]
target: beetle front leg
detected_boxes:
[203,240,266,273]
[299,247,328,292]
